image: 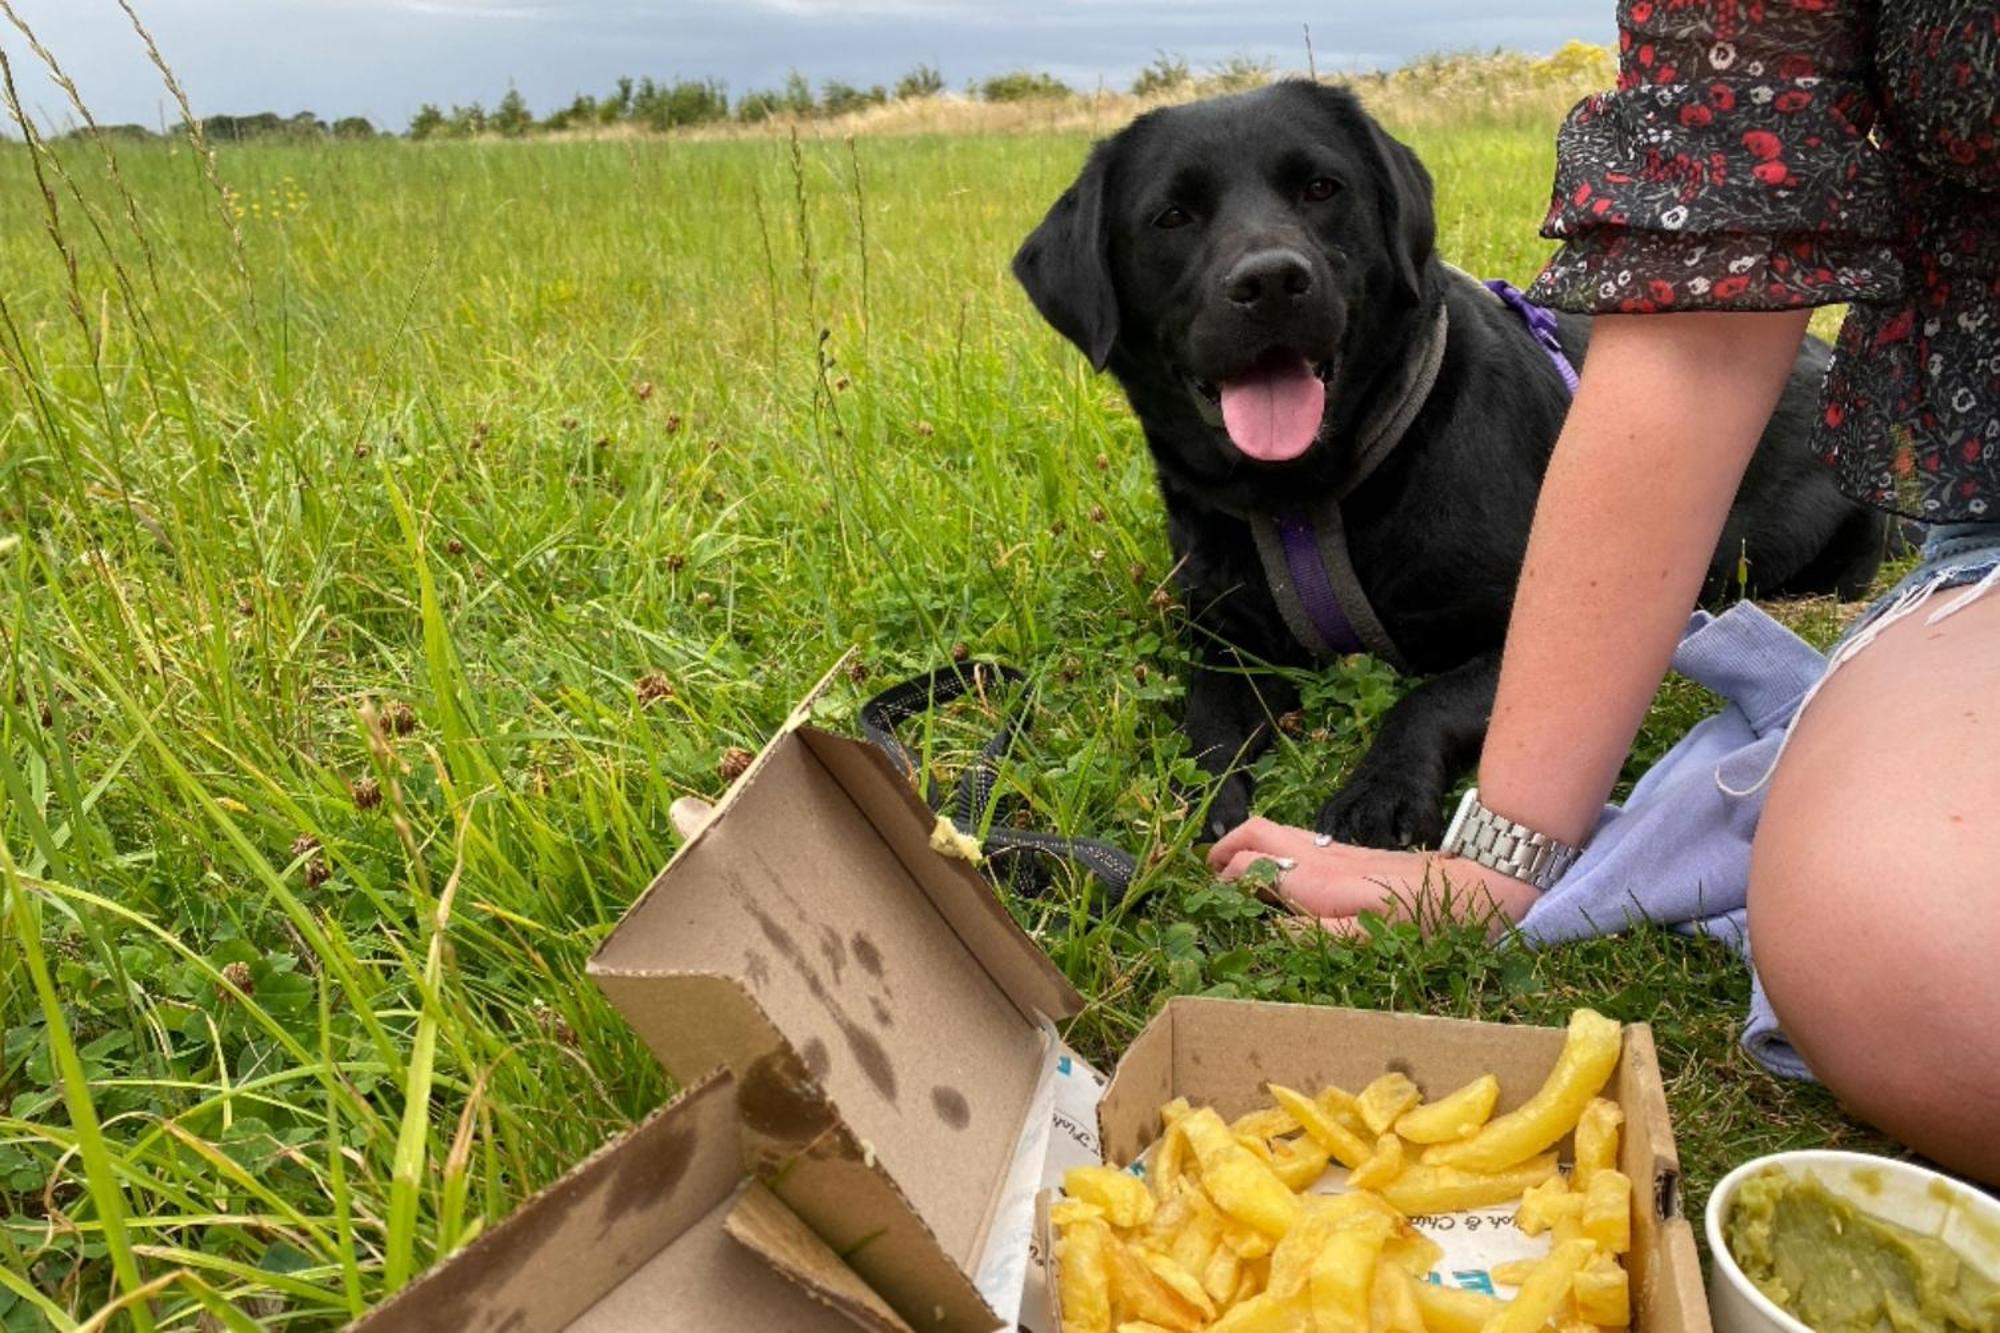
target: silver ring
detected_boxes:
[1313,832,1333,848]
[1273,856,1297,890]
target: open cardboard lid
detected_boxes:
[1094,999,1708,1333]
[348,1071,906,1332]
[587,659,1085,1330]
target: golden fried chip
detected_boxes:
[1481,1238,1597,1333]
[1105,1231,1207,1332]
[1410,1279,1505,1333]
[1138,1249,1219,1321]
[1572,1098,1624,1187]
[1269,1136,1333,1192]
[1180,1108,1305,1238]
[1265,1206,1335,1303]
[1422,1010,1621,1173]
[1207,1292,1310,1333]
[1266,1083,1372,1169]
[1160,1096,1193,1126]
[1574,1249,1632,1327]
[1356,1072,1422,1136]
[1151,1120,1189,1202]
[1162,1188,1220,1274]
[1233,1105,1300,1140]
[1514,1175,1580,1237]
[1056,1216,1113,1333]
[1393,1074,1500,1145]
[1346,1132,1405,1191]
[1581,1168,1632,1254]
[1067,1165,1157,1229]
[1201,1239,1242,1305]
[1378,1153,1559,1215]
[1308,1213,1394,1333]
[1053,1197,1108,1230]
[1381,1220,1444,1280]
[1488,1258,1537,1287]
[1237,1132,1278,1164]
[1369,1261,1426,1333]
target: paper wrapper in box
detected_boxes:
[1044,999,1710,1332]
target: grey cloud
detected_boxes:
[0,0,1611,132]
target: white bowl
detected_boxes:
[1705,1150,2000,1333]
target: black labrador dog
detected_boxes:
[1014,80,1888,848]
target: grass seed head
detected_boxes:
[915,420,935,437]
[633,380,655,401]
[719,746,754,783]
[350,776,382,809]
[384,701,419,735]
[635,673,675,706]
[1278,710,1305,736]
[219,961,254,1001]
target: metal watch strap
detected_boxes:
[1441,788,1581,892]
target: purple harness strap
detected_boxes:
[1484,278,1581,393]
[1266,278,1578,662]
[1277,512,1366,655]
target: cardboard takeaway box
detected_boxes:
[1056,1000,1712,1333]
[355,661,1711,1331]
[583,662,1093,1331]
[352,1068,912,1332]
[349,659,1099,1332]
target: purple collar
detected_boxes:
[1258,277,1579,663]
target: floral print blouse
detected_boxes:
[1528,1,2000,521]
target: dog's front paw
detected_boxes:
[1200,774,1255,842]
[1316,778,1446,850]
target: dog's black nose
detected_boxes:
[1223,249,1314,311]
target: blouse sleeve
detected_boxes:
[1526,0,1904,314]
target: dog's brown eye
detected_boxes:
[1152,205,1193,230]
[1302,177,1340,202]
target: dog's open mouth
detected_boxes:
[1188,353,1335,462]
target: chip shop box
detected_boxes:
[350,1070,911,1332]
[581,661,1091,1332]
[1046,999,1712,1333]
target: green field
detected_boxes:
[0,78,1893,1329]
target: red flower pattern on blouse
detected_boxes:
[1528,0,2000,521]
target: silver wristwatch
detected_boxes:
[1440,788,1581,892]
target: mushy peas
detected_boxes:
[1725,1168,2000,1332]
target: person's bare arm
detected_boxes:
[1214,309,1813,930]
[1477,308,1812,844]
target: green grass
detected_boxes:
[0,81,1894,1329]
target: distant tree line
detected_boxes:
[51,112,379,144]
[403,63,1109,139]
[28,53,1278,148]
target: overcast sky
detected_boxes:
[0,1,1612,133]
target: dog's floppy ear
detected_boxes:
[1013,141,1119,371]
[1303,83,1436,305]
[1358,118,1436,305]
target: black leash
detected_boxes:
[858,662,1137,897]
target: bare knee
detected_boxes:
[1752,785,2000,1184]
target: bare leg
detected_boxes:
[1750,588,2000,1183]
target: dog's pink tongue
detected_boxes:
[1218,357,1324,462]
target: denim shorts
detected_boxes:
[1836,520,2000,651]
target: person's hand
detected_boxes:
[1206,817,1540,938]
